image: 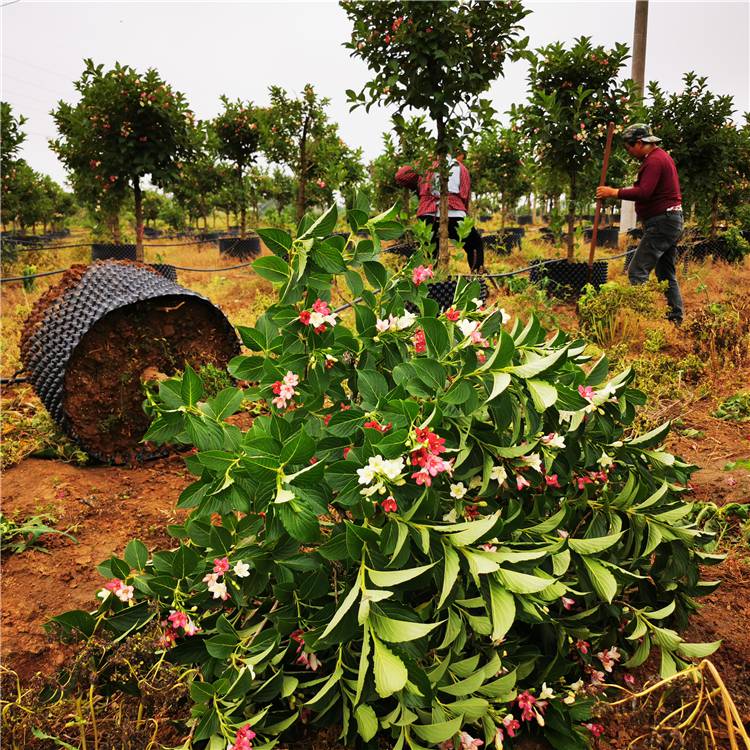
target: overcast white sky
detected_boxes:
[2,0,748,186]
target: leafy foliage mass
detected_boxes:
[53,199,720,750]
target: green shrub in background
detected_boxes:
[51,197,720,750]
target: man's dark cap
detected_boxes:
[622,123,662,144]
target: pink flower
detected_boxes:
[576,476,593,491]
[168,610,189,630]
[213,557,230,575]
[445,307,461,321]
[516,691,547,724]
[316,179,326,189]
[597,646,621,672]
[481,544,497,552]
[228,723,257,750]
[623,673,636,686]
[299,310,311,324]
[382,497,398,513]
[584,723,605,738]
[272,395,288,409]
[502,714,520,737]
[589,669,606,685]
[516,475,530,490]
[459,732,484,749]
[576,639,590,654]
[343,446,351,459]
[115,584,134,602]
[545,474,560,488]
[283,371,299,387]
[562,596,576,610]
[412,265,434,285]
[413,328,427,353]
[312,299,331,315]
[477,351,487,363]
[464,505,481,520]
[104,578,124,592]
[578,384,596,401]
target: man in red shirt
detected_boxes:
[396,152,485,272]
[597,123,684,324]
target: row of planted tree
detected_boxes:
[2,21,749,264]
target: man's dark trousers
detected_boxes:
[628,211,684,323]
[420,215,485,272]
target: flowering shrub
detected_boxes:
[52,197,720,749]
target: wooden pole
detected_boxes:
[588,121,616,274]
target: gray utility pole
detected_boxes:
[620,0,649,237]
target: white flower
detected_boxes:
[469,474,483,489]
[450,482,468,499]
[209,581,228,600]
[521,452,543,473]
[309,311,326,328]
[275,487,295,503]
[570,679,585,692]
[598,451,615,469]
[558,410,575,423]
[375,318,390,333]
[97,589,111,601]
[457,318,480,338]
[115,585,134,602]
[539,682,555,700]
[499,308,511,324]
[396,310,416,330]
[357,464,377,485]
[472,297,484,309]
[361,482,384,497]
[541,432,566,450]
[490,465,507,484]
[442,508,458,523]
[233,560,250,578]
[563,693,576,704]
[381,457,405,480]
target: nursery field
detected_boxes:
[2,225,749,749]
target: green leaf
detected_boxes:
[526,379,557,411]
[205,632,239,659]
[372,635,408,697]
[643,601,676,620]
[418,317,450,358]
[624,635,651,668]
[506,346,568,379]
[486,372,511,403]
[411,715,464,744]
[488,580,515,642]
[368,562,436,587]
[172,544,200,579]
[253,255,291,284]
[205,388,244,421]
[444,511,501,546]
[629,421,670,448]
[676,641,721,658]
[276,502,319,543]
[299,203,338,239]
[358,370,388,407]
[369,612,440,643]
[257,228,292,256]
[438,544,460,608]
[181,365,203,407]
[495,567,552,594]
[124,539,148,571]
[355,704,379,743]
[48,610,96,638]
[581,557,617,602]
[568,532,623,555]
[320,582,361,639]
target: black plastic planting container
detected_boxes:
[20,261,238,463]
[530,259,608,297]
[219,236,261,259]
[583,227,619,248]
[92,243,137,261]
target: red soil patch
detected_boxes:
[0,456,192,682]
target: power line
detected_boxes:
[1,53,78,82]
[2,71,70,98]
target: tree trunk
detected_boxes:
[530,193,537,225]
[710,194,719,239]
[295,111,312,225]
[238,165,247,238]
[134,178,144,262]
[566,174,576,261]
[436,117,451,269]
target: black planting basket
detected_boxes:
[149,263,178,282]
[219,236,261,259]
[92,243,137,262]
[583,227,620,248]
[143,227,162,238]
[517,215,533,225]
[384,242,418,258]
[530,259,608,297]
[20,261,238,462]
